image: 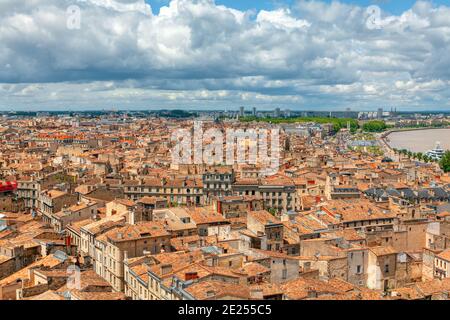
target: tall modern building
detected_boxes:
[252,107,257,117]
[377,108,383,119]
[239,106,245,117]
[275,108,281,118]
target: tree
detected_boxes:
[362,120,388,132]
[416,152,423,161]
[439,151,450,172]
[423,155,430,163]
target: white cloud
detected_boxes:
[0,0,450,111]
[78,0,152,15]
[257,9,310,30]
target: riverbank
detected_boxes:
[381,126,450,140]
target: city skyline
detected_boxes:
[1,0,450,111]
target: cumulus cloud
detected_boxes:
[0,0,449,110]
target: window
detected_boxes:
[357,265,361,274]
[384,264,389,273]
[282,269,287,280]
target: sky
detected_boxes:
[146,0,448,15]
[1,0,450,111]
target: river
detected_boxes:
[387,128,450,153]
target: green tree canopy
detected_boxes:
[440,151,450,172]
[362,120,388,132]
